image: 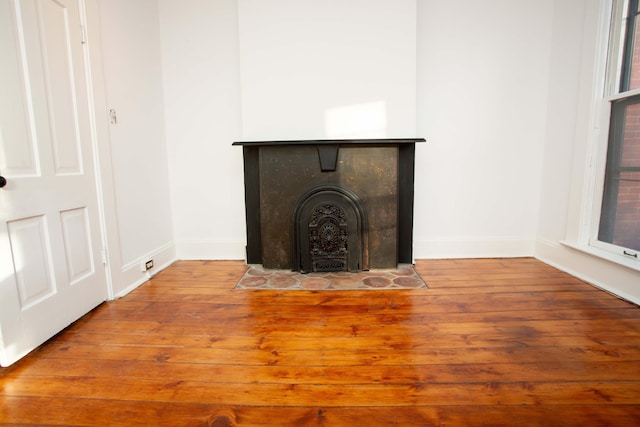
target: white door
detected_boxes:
[0,0,107,366]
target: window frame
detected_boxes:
[587,0,640,263]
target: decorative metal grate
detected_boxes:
[309,203,348,272]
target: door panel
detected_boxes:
[7,215,56,309]
[39,0,83,175]
[0,0,107,367]
[60,207,94,284]
[0,2,38,177]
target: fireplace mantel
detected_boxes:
[232,138,426,147]
[233,138,425,271]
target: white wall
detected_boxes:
[158,0,245,259]
[97,0,175,296]
[238,0,416,140]
[414,0,555,258]
[536,0,588,243]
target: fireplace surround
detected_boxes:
[233,138,424,272]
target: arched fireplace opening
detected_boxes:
[293,186,369,273]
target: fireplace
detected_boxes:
[233,138,424,272]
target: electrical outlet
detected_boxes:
[141,259,154,272]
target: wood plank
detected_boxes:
[2,398,639,427]
[68,307,638,334]
[28,342,639,367]
[87,293,634,318]
[51,329,640,351]
[4,375,640,407]
[9,358,640,384]
[69,306,640,334]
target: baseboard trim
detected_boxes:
[175,238,246,260]
[535,238,640,305]
[413,236,535,259]
[113,242,177,299]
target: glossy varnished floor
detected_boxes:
[1,259,640,426]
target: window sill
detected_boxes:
[560,240,640,273]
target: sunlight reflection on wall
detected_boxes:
[324,101,387,139]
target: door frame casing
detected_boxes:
[81,0,122,300]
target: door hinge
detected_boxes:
[109,109,117,124]
[101,249,108,265]
[80,25,87,44]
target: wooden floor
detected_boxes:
[1,258,640,426]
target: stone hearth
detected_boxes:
[235,264,427,290]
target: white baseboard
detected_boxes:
[176,237,536,262]
[413,236,535,259]
[535,238,640,305]
[175,238,246,260]
[113,242,177,299]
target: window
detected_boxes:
[596,0,640,258]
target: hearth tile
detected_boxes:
[328,277,363,290]
[299,278,331,290]
[395,266,415,276]
[393,276,426,288]
[269,276,298,289]
[362,277,392,288]
[238,276,268,288]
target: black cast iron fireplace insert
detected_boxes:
[233,138,424,272]
[294,185,367,273]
